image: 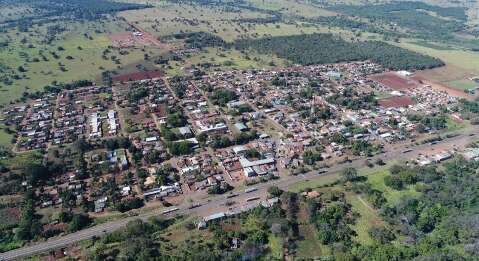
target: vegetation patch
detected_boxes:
[235,34,445,70]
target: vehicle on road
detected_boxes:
[226,193,239,198]
[246,196,260,202]
[244,187,257,193]
[188,203,201,209]
[161,207,179,215]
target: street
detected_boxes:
[1,128,477,260]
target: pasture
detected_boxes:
[164,47,289,76]
[398,40,479,89]
[0,17,165,105]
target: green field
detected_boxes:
[367,170,421,205]
[118,4,346,43]
[0,18,164,105]
[397,40,479,86]
[246,0,337,18]
[164,47,288,75]
[346,192,383,245]
[446,79,478,90]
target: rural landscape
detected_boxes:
[1,0,479,260]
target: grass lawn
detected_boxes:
[267,234,283,259]
[367,170,421,205]
[288,172,340,193]
[296,223,326,258]
[444,117,468,133]
[345,192,384,245]
[446,79,478,90]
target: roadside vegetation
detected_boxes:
[63,156,479,260]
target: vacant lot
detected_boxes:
[370,72,419,91]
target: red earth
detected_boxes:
[378,96,415,108]
[112,70,163,83]
[370,72,419,91]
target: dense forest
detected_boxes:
[170,32,227,49]
[235,34,444,70]
[0,0,148,26]
[329,2,467,40]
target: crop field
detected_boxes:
[0,18,166,105]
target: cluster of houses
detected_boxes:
[217,139,277,181]
[4,60,470,219]
[17,97,55,150]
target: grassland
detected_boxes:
[345,192,383,245]
[367,170,421,205]
[118,3,345,43]
[446,79,478,90]
[296,223,326,258]
[444,117,469,133]
[245,0,337,18]
[397,40,479,88]
[288,172,340,193]
[164,47,289,76]
[0,124,14,148]
[0,17,164,105]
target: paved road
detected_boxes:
[1,129,477,260]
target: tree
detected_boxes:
[267,186,283,197]
[368,226,396,244]
[341,167,358,182]
[69,214,92,232]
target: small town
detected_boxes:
[2,60,475,226]
[2,0,479,260]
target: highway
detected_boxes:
[1,128,477,260]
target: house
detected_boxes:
[145,136,158,142]
[204,212,226,222]
[234,122,248,132]
[178,126,192,136]
[462,148,479,161]
[433,151,452,162]
[94,197,108,213]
